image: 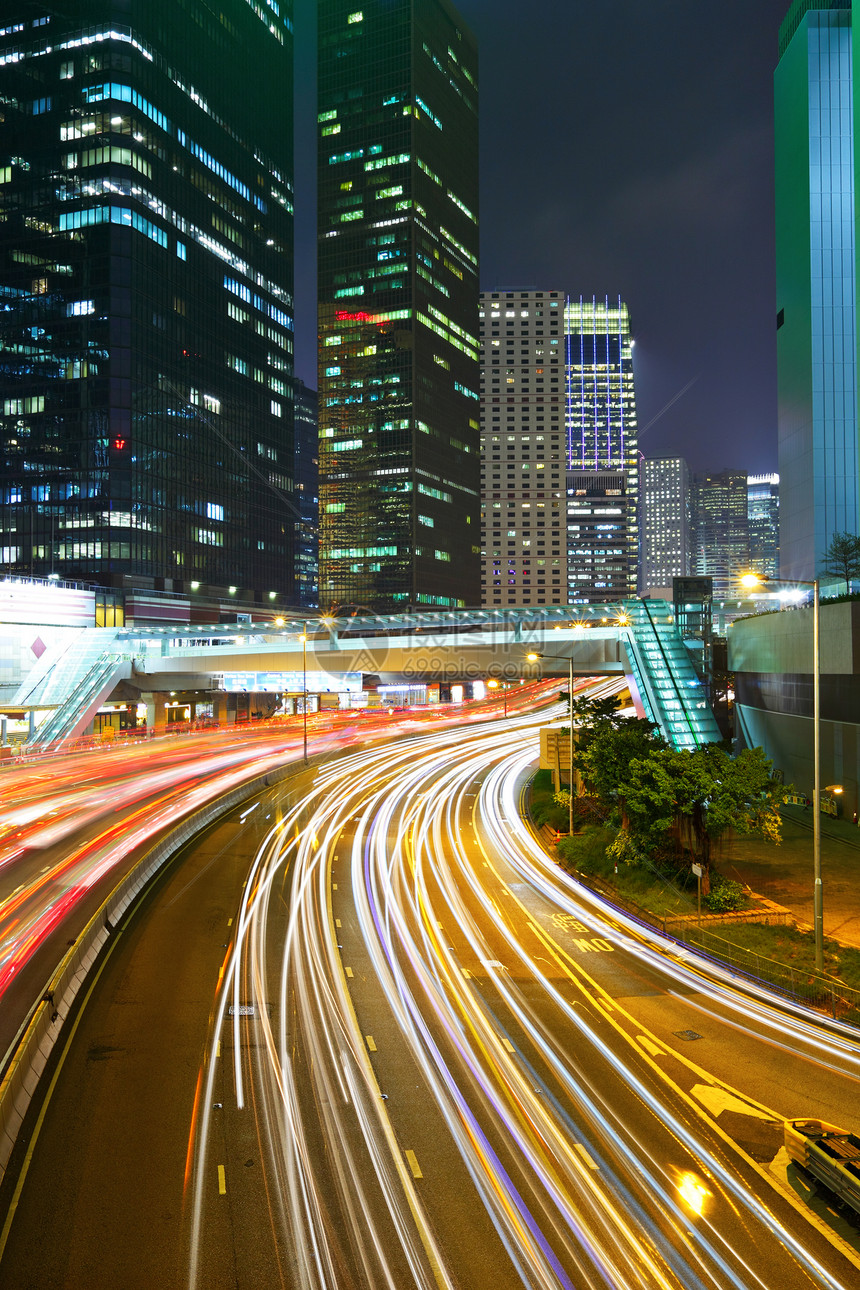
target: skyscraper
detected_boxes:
[747,472,780,579]
[775,0,856,580]
[640,455,692,593]
[317,0,480,612]
[565,297,639,602]
[691,469,749,600]
[294,381,319,609]
[479,289,567,607]
[0,1,295,601]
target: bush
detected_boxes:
[556,826,616,874]
[703,874,747,913]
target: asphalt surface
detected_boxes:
[1,717,859,1288]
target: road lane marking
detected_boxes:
[335,918,342,928]
[218,1165,226,1195]
[366,1035,377,1052]
[345,966,354,978]
[405,1150,423,1179]
[574,1144,599,1170]
[227,917,232,927]
[332,883,338,890]
[501,1036,515,1053]
[216,1040,221,1058]
[691,1084,775,1121]
[637,1035,664,1058]
[461,968,471,979]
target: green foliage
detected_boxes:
[553,789,571,809]
[529,770,570,831]
[556,826,616,873]
[575,717,665,804]
[702,875,748,913]
[821,530,860,585]
[605,827,644,867]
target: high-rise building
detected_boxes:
[479,290,567,607]
[640,455,692,593]
[775,1,857,581]
[691,469,749,601]
[565,297,639,602]
[0,1,295,602]
[294,381,319,609]
[317,0,480,612]
[747,472,780,579]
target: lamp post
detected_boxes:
[299,632,308,765]
[741,571,823,971]
[527,650,575,836]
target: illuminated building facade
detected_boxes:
[640,455,692,593]
[747,472,780,579]
[317,0,480,611]
[691,469,749,601]
[479,289,567,606]
[294,381,319,608]
[565,297,639,602]
[776,1,857,580]
[0,1,295,602]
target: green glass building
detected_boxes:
[317,0,480,611]
[0,1,295,602]
[775,0,858,581]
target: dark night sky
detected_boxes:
[293,0,790,474]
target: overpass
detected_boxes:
[10,601,720,751]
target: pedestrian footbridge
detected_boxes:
[11,600,720,751]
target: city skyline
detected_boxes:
[293,0,788,477]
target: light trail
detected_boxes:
[184,709,857,1288]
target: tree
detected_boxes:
[615,744,788,892]
[821,531,860,586]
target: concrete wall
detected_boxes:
[730,601,860,816]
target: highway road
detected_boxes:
[1,702,859,1288]
[0,686,557,1060]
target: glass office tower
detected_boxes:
[747,473,780,579]
[775,0,856,581]
[565,296,639,602]
[317,0,480,611]
[0,1,295,601]
[691,469,750,601]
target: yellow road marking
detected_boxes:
[637,1035,664,1058]
[335,918,342,928]
[501,1036,515,1053]
[575,1143,599,1170]
[227,917,232,927]
[217,1165,226,1195]
[405,1150,423,1179]
[366,1035,377,1052]
[333,882,338,890]
[461,968,471,979]
[216,1040,221,1058]
[345,966,354,978]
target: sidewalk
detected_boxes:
[723,806,860,951]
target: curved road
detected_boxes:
[1,708,858,1288]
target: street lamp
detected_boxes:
[527,649,575,836]
[299,633,308,765]
[741,571,824,971]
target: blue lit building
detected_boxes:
[776,0,857,581]
[565,297,639,602]
[0,1,295,604]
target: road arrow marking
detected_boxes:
[691,1084,775,1120]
